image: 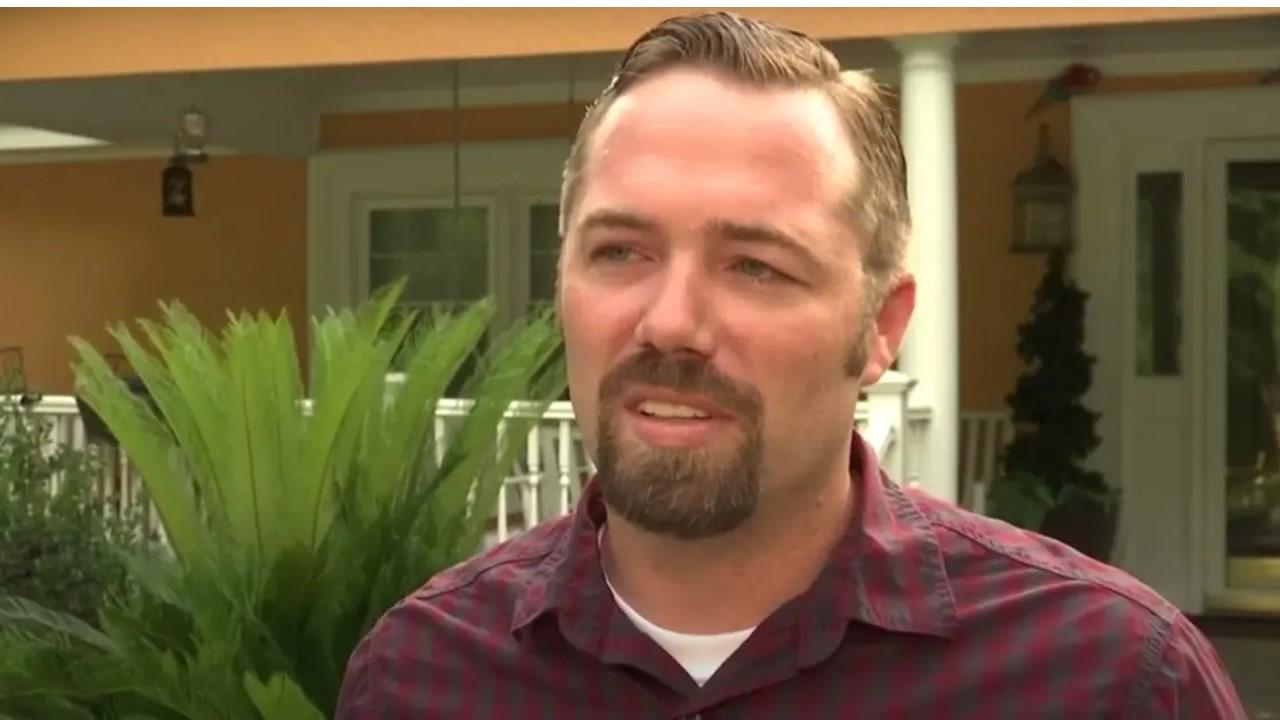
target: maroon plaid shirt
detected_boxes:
[337,434,1245,719]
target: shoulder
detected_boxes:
[908,490,1244,717]
[335,515,575,717]
[417,515,572,605]
[909,489,1181,623]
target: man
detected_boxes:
[338,12,1245,718]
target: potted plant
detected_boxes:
[0,282,565,719]
[987,250,1120,561]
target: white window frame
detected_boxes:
[308,140,566,336]
[516,193,564,315]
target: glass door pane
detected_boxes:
[1224,158,1280,590]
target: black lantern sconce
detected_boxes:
[160,106,209,218]
[162,155,194,217]
[1011,124,1074,253]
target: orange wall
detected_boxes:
[2,8,1278,82]
[0,156,307,395]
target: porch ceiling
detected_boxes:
[0,13,1277,160]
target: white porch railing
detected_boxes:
[5,370,943,546]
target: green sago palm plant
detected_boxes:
[0,281,566,719]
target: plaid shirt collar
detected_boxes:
[511,432,958,653]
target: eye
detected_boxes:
[732,257,788,283]
[590,244,640,264]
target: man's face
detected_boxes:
[557,68,913,539]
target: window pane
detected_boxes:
[1135,172,1183,376]
[369,256,409,294]
[369,206,489,302]
[529,203,560,306]
[1224,159,1280,584]
[369,205,490,396]
[370,211,409,255]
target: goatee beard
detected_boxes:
[595,347,764,540]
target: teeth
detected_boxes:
[638,401,710,419]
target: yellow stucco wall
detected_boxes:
[0,156,308,394]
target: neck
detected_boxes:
[599,463,856,635]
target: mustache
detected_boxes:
[598,347,762,418]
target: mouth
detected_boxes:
[616,387,734,448]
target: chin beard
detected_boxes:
[595,418,763,540]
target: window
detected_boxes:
[368,204,490,394]
[1135,172,1183,376]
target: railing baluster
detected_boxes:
[558,419,573,515]
[525,425,541,531]
[495,478,509,544]
[434,415,447,467]
[120,452,133,518]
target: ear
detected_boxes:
[859,274,917,386]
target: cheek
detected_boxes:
[559,280,635,409]
[740,314,854,422]
[559,281,629,361]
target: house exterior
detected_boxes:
[3,7,1280,634]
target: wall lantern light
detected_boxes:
[1012,124,1074,253]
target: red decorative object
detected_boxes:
[1025,63,1102,119]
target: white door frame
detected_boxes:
[1074,85,1280,614]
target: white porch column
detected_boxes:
[893,34,959,504]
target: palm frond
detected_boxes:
[244,673,324,720]
[69,337,207,573]
[0,595,117,653]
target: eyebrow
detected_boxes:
[575,209,658,237]
[706,219,826,273]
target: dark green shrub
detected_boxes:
[0,383,147,623]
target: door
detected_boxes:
[1205,141,1280,612]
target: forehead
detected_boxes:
[580,68,858,226]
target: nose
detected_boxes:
[634,259,715,357]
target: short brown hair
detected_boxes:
[559,11,911,302]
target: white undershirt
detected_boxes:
[600,528,757,686]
